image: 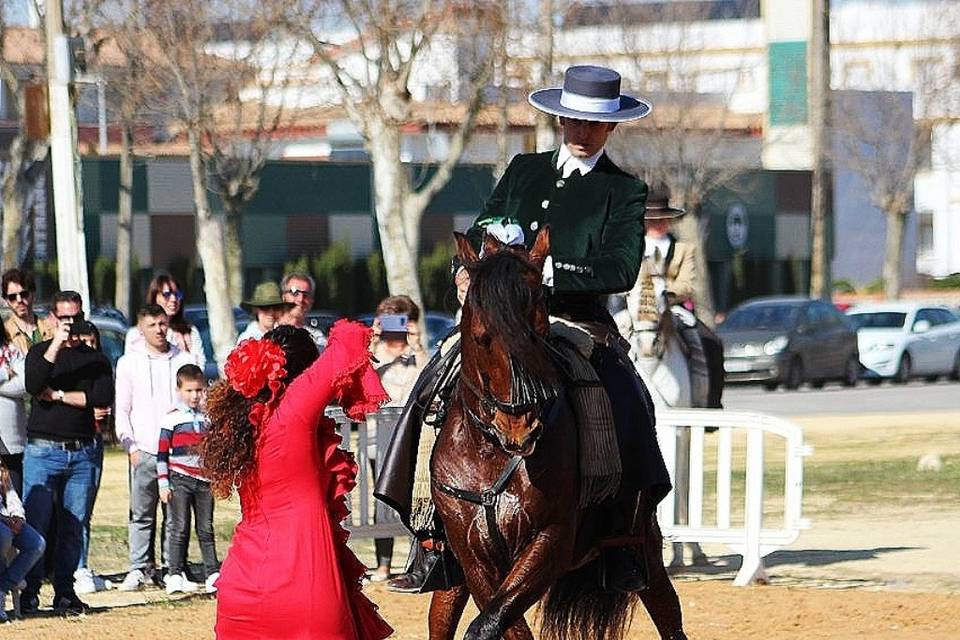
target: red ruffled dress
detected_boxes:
[216,321,393,639]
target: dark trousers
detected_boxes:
[167,473,220,577]
[697,321,725,409]
[0,452,23,496]
[590,343,671,504]
[369,459,394,568]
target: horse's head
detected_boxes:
[452,228,557,457]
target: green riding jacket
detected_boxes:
[468,149,648,323]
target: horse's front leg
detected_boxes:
[638,517,686,639]
[428,585,470,640]
[464,524,573,640]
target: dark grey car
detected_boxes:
[718,296,860,391]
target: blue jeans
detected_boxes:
[22,438,102,596]
[0,520,46,592]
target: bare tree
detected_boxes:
[834,92,925,300]
[606,0,760,324]
[123,0,274,367]
[832,1,960,298]
[296,1,502,313]
[0,13,49,270]
[204,16,305,305]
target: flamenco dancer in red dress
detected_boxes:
[202,321,393,639]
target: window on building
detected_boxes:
[841,60,872,88]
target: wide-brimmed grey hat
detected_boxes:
[645,186,686,220]
[528,65,651,122]
[241,281,295,312]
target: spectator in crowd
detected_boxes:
[2,269,55,357]
[72,323,114,594]
[278,272,327,350]
[0,322,28,494]
[371,295,427,406]
[125,274,205,369]
[21,291,113,614]
[158,364,220,595]
[115,304,195,592]
[0,459,44,623]
[236,282,294,344]
[367,295,427,582]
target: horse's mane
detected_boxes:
[466,249,554,380]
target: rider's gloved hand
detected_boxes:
[541,255,554,287]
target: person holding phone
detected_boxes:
[367,296,426,583]
[20,291,114,615]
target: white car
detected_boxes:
[846,302,960,383]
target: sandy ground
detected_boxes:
[10,410,960,638]
[17,580,960,639]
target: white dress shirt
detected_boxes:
[556,144,605,178]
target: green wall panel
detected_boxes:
[768,41,808,125]
[81,158,148,213]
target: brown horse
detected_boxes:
[428,228,686,640]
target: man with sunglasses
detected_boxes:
[279,272,327,350]
[2,269,55,356]
[21,291,114,614]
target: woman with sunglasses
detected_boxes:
[124,275,206,369]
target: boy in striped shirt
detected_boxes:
[157,364,220,594]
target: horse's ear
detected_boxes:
[453,232,479,265]
[482,232,504,257]
[529,225,551,269]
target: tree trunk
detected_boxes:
[534,0,556,152]
[882,208,906,300]
[369,121,425,313]
[223,203,244,305]
[1,136,26,271]
[674,201,718,327]
[115,122,134,318]
[187,129,236,369]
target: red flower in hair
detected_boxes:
[225,338,288,426]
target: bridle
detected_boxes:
[434,333,564,563]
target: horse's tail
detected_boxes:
[539,560,638,640]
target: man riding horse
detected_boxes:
[625,190,725,409]
[375,66,685,633]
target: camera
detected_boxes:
[69,319,96,336]
[378,314,409,334]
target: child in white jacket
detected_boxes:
[0,460,45,622]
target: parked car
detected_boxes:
[355,311,457,354]
[718,296,860,391]
[846,302,960,383]
[306,310,340,336]
[89,314,128,371]
[183,305,249,379]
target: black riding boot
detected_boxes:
[600,545,649,593]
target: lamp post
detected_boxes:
[45,0,91,307]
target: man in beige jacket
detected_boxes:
[3,269,56,356]
[626,189,723,408]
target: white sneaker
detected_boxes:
[165,573,199,595]
[119,568,147,592]
[75,567,114,594]
[204,571,221,594]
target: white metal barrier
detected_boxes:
[655,408,813,585]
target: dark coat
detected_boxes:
[375,149,658,531]
[467,150,648,323]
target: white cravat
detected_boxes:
[557,145,604,179]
